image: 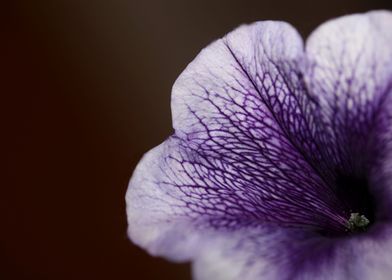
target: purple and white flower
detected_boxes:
[126,10,392,280]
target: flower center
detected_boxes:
[321,173,377,237]
[347,212,370,232]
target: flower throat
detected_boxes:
[336,174,376,235]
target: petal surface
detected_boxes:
[302,10,392,225]
[126,10,392,279]
[304,10,392,176]
[193,224,392,280]
[170,20,346,230]
[127,21,346,261]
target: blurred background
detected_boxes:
[3,1,391,279]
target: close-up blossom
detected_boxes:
[126,10,392,280]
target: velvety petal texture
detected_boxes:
[192,225,392,280]
[305,10,392,178]
[127,10,392,279]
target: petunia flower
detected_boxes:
[126,10,392,280]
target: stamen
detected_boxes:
[347,212,370,232]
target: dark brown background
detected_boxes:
[3,1,391,279]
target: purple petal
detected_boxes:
[170,20,348,231]
[304,10,392,175]
[127,21,347,261]
[192,227,309,280]
[193,224,392,280]
[126,138,205,261]
[303,10,392,224]
[127,10,392,279]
